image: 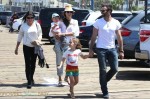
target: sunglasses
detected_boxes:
[26,17,34,19]
[66,11,73,13]
[100,10,108,12]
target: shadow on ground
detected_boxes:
[0,83,59,88]
[119,60,149,68]
[45,93,104,99]
[116,70,150,81]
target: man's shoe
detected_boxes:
[27,81,32,89]
[32,80,35,85]
[103,94,109,98]
[27,84,32,89]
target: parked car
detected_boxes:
[81,11,101,26]
[6,11,39,28]
[38,8,92,43]
[81,10,132,26]
[0,11,12,25]
[79,10,132,48]
[135,23,150,66]
[79,10,150,59]
[12,13,39,31]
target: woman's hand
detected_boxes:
[14,48,18,55]
[55,32,61,40]
[31,41,38,46]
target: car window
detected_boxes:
[122,13,138,25]
[141,13,150,23]
[83,13,90,20]
[0,12,12,16]
[111,13,131,17]
[73,10,90,22]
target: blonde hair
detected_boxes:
[72,38,82,50]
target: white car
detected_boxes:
[135,23,150,66]
[12,17,23,30]
[81,11,101,26]
[81,10,132,26]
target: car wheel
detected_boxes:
[0,20,2,25]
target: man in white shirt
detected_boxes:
[89,3,124,98]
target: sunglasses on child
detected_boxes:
[26,17,34,19]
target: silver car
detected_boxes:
[121,10,150,59]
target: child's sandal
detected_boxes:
[70,90,75,99]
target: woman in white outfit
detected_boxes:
[14,11,42,89]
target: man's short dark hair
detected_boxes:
[101,3,113,13]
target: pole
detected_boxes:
[145,0,148,23]
[90,0,94,10]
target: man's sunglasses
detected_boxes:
[100,10,108,12]
[66,11,73,13]
[26,17,34,19]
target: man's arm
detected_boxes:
[89,27,98,57]
[116,29,124,59]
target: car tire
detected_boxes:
[0,20,2,25]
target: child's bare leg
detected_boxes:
[74,76,78,86]
[64,75,70,85]
[69,76,75,98]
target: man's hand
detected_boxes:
[89,49,94,58]
[119,52,124,60]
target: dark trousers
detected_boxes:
[23,45,37,84]
[96,48,118,95]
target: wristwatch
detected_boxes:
[119,50,124,53]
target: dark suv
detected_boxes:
[0,11,12,25]
[38,8,92,40]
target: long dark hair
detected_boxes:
[62,12,71,28]
[22,11,35,22]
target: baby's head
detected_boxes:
[51,13,60,23]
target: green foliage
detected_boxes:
[132,5,144,11]
[111,0,124,10]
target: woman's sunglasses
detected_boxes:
[66,11,73,13]
[26,17,34,19]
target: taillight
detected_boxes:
[80,29,85,34]
[140,30,150,42]
[120,27,131,36]
[37,20,41,24]
[82,22,86,26]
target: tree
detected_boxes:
[128,0,134,11]
[111,0,124,10]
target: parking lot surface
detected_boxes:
[0,25,150,99]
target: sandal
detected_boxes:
[58,81,63,87]
[70,92,75,99]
